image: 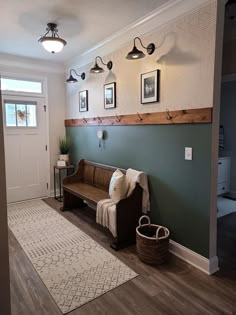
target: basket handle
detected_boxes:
[138,215,150,227]
[156,226,167,239]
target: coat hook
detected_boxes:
[166,109,172,120]
[83,117,87,124]
[97,116,102,123]
[137,113,143,121]
[115,114,121,122]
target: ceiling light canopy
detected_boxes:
[126,37,155,60]
[38,23,67,54]
[66,69,86,83]
[90,56,113,74]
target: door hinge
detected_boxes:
[44,105,47,112]
[46,183,49,190]
[45,145,47,151]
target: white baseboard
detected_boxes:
[169,240,219,275]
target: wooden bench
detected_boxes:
[61,159,143,250]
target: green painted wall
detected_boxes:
[67,124,212,258]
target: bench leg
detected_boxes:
[61,190,86,211]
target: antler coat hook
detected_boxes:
[166,109,172,120]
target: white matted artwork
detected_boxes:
[141,70,160,104]
[104,82,116,109]
[79,90,88,112]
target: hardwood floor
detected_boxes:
[9,198,236,315]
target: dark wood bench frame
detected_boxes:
[61,159,143,250]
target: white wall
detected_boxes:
[0,54,66,192]
[66,1,217,119]
[0,87,11,314]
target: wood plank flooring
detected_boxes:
[9,198,236,315]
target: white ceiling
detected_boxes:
[0,0,170,64]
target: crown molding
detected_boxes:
[66,0,211,70]
[0,53,64,74]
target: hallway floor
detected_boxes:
[9,198,236,315]
[217,196,236,218]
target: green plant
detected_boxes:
[59,137,71,154]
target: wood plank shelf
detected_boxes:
[65,107,212,127]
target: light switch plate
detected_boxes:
[185,147,193,160]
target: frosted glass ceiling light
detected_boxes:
[126,37,155,60]
[38,23,67,54]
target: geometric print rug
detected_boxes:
[7,199,137,314]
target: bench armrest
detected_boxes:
[115,184,143,244]
[63,159,84,185]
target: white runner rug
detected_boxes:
[8,199,137,314]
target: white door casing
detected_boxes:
[2,95,49,203]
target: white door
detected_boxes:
[3,96,49,203]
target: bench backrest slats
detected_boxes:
[83,164,95,185]
[94,168,114,191]
[80,160,126,193]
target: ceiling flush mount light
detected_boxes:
[90,56,113,74]
[66,69,86,83]
[38,23,67,54]
[126,37,155,60]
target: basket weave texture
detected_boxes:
[136,215,170,265]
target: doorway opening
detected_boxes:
[217,0,236,276]
[1,75,50,203]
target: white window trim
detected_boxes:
[4,101,38,128]
[0,72,46,98]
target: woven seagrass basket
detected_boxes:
[136,215,170,265]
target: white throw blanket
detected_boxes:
[96,199,117,237]
[96,168,150,237]
[126,168,150,213]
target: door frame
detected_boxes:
[1,73,50,199]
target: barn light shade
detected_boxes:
[38,23,67,54]
[126,37,155,60]
[90,56,113,74]
[66,69,86,83]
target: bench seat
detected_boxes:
[64,182,109,206]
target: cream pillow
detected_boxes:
[109,169,128,203]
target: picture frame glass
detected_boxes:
[141,70,160,104]
[79,90,88,112]
[104,83,116,109]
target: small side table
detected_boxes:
[54,165,75,202]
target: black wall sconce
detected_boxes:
[90,56,113,74]
[66,69,86,83]
[126,37,155,60]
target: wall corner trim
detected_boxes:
[169,240,219,275]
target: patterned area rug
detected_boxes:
[8,199,137,314]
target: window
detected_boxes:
[1,78,42,94]
[5,101,37,127]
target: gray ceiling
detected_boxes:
[0,0,170,63]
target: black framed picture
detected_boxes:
[79,90,88,112]
[104,82,116,109]
[141,70,160,104]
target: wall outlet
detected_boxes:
[185,147,193,160]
